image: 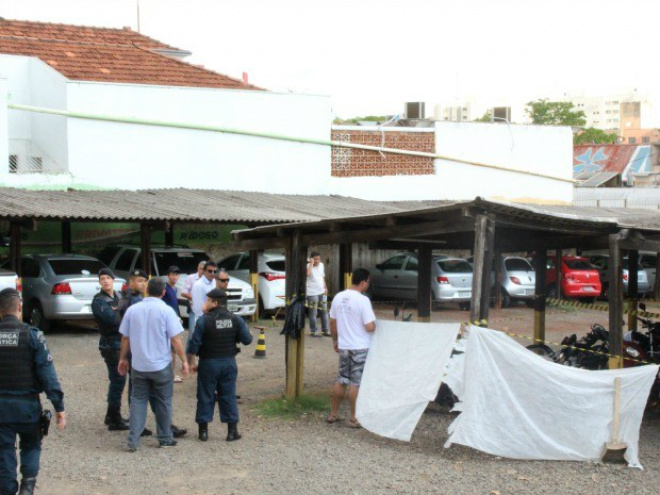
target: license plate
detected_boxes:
[228,304,238,312]
[583,287,596,292]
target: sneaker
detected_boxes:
[322,331,331,337]
[309,332,321,338]
[174,375,183,383]
[159,440,178,448]
[127,444,139,453]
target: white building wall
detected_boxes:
[0,78,8,179]
[65,82,332,193]
[329,121,574,203]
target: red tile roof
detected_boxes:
[0,19,261,90]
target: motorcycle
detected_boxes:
[623,303,660,366]
[527,323,610,370]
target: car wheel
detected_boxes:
[458,302,470,311]
[548,284,558,299]
[526,344,555,361]
[601,283,609,301]
[500,289,511,308]
[258,296,266,319]
[525,299,536,309]
[28,302,51,332]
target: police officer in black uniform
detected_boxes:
[91,268,129,431]
[0,288,66,495]
[186,289,252,442]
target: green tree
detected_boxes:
[574,128,619,145]
[525,99,587,127]
[474,111,492,123]
[333,115,390,125]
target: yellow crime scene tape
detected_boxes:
[545,297,660,319]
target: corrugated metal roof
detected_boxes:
[577,171,619,187]
[0,187,452,224]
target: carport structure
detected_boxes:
[234,197,660,397]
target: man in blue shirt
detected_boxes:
[0,288,66,495]
[162,266,181,317]
[118,278,188,452]
[187,289,252,442]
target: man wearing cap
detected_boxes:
[92,268,129,431]
[118,278,189,452]
[0,288,66,495]
[187,289,252,442]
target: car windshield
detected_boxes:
[49,259,105,275]
[437,260,472,273]
[153,251,208,274]
[265,260,285,272]
[505,258,533,271]
[565,259,594,270]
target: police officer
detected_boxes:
[0,288,66,495]
[91,268,128,431]
[186,289,252,442]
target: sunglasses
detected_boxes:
[206,269,218,274]
[218,279,230,283]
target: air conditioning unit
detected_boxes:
[405,102,425,119]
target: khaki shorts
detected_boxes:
[337,349,369,387]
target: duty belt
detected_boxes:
[0,393,39,400]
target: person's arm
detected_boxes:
[186,315,205,372]
[92,297,121,327]
[362,300,377,333]
[117,336,131,376]
[330,317,338,353]
[364,321,376,333]
[181,275,193,301]
[171,334,189,377]
[306,260,313,277]
[234,316,253,345]
[31,330,66,429]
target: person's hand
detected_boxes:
[117,358,129,376]
[55,411,67,430]
[181,361,190,377]
[333,341,338,353]
[190,363,198,374]
[309,257,314,265]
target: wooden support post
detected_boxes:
[61,221,72,254]
[284,231,307,398]
[608,234,624,369]
[555,249,563,301]
[339,243,352,291]
[249,250,260,322]
[654,252,660,300]
[417,246,432,322]
[493,251,502,310]
[533,249,547,345]
[140,223,152,276]
[627,250,639,333]
[470,215,495,326]
[9,222,21,276]
[165,223,175,247]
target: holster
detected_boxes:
[40,409,52,437]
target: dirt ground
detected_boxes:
[29,301,660,495]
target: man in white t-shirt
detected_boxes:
[327,268,376,428]
[306,251,329,337]
[191,262,218,326]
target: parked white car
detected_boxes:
[0,268,19,293]
[640,253,657,292]
[100,245,256,317]
[217,252,286,315]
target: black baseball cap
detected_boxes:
[207,288,228,301]
[0,288,21,298]
[98,268,115,279]
[167,265,181,274]
[130,269,149,279]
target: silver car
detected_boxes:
[499,256,536,307]
[588,255,650,298]
[368,253,473,309]
[640,253,657,292]
[2,254,125,332]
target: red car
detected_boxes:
[546,255,602,301]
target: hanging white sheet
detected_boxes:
[356,321,460,441]
[445,326,659,468]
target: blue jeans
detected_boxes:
[128,366,174,448]
[306,294,329,333]
[196,358,239,424]
[0,423,40,495]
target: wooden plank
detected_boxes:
[493,251,502,310]
[9,222,21,276]
[480,218,496,324]
[284,235,297,398]
[470,215,495,325]
[249,250,260,322]
[533,249,547,345]
[608,234,624,369]
[339,243,352,291]
[140,223,152,276]
[555,249,562,301]
[165,223,175,246]
[627,250,639,333]
[61,221,72,254]
[655,252,660,300]
[417,246,432,322]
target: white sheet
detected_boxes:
[356,321,460,441]
[445,326,659,468]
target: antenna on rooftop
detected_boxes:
[136,0,141,33]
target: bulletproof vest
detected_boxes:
[93,291,120,337]
[199,307,240,359]
[0,319,38,392]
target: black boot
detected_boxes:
[105,405,129,431]
[18,477,36,495]
[198,422,208,442]
[171,424,187,438]
[226,422,242,442]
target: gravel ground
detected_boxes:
[32,302,660,495]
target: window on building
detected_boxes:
[642,136,650,144]
[29,157,43,173]
[8,155,18,174]
[628,137,637,144]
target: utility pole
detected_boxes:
[137,0,141,33]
